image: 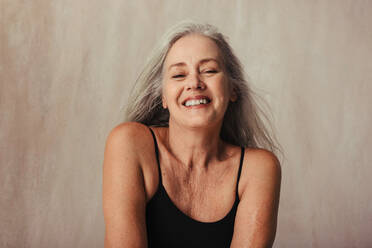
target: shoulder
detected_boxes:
[244,148,281,174]
[107,121,152,143]
[103,122,160,199]
[230,148,281,246]
[105,122,153,150]
[240,148,281,192]
[102,122,152,246]
[104,122,155,165]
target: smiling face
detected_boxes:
[162,34,237,129]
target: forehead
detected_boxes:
[164,34,221,67]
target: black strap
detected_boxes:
[148,127,162,184]
[236,147,245,200]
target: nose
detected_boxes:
[186,72,205,90]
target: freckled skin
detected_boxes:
[162,34,237,130]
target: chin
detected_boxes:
[178,116,220,129]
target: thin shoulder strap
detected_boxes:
[236,147,245,200]
[148,127,162,185]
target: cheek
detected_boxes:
[162,82,181,105]
[214,78,231,101]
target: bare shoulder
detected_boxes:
[105,122,154,160]
[230,148,281,247]
[103,122,156,193]
[104,122,159,200]
[102,122,154,246]
[103,121,154,186]
[240,148,281,193]
[244,148,281,175]
[106,121,152,146]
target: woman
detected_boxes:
[103,22,281,248]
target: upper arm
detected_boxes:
[230,149,282,248]
[102,122,148,248]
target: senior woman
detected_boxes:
[103,22,281,248]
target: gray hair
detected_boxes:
[124,21,280,154]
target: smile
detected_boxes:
[182,95,212,108]
[184,98,210,107]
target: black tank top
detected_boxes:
[146,127,245,248]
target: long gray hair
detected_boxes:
[124,21,280,154]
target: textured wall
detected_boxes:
[1,0,371,247]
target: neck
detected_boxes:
[166,119,225,172]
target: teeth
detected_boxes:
[185,98,209,107]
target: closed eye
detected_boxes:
[203,70,218,74]
[172,74,186,79]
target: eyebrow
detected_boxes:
[167,58,220,71]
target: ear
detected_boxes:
[162,96,168,109]
[230,88,238,102]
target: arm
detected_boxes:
[230,149,281,248]
[102,123,148,248]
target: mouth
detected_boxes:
[182,96,211,107]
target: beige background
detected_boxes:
[1,0,371,247]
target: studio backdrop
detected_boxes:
[1,0,371,247]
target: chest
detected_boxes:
[160,162,237,222]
